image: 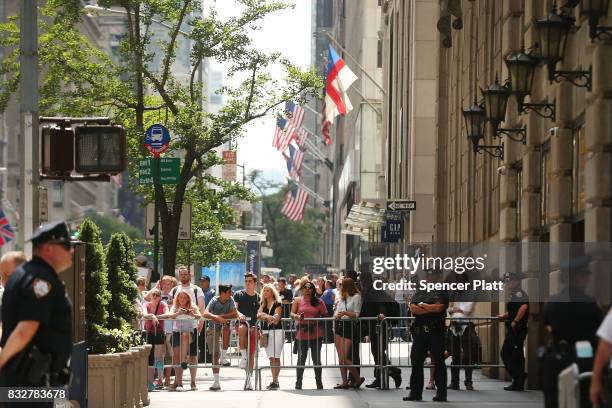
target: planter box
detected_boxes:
[87,354,122,408]
[87,345,152,408]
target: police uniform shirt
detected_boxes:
[544,288,603,346]
[507,289,529,327]
[0,256,73,370]
[411,289,449,328]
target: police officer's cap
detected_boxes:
[503,271,524,281]
[200,275,211,281]
[560,255,591,275]
[29,220,74,247]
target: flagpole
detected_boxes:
[352,87,382,116]
[303,103,323,118]
[323,32,387,95]
[288,178,326,204]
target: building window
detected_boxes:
[52,181,63,208]
[541,142,551,228]
[514,161,523,239]
[572,124,586,217]
[377,39,383,68]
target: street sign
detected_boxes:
[39,187,48,224]
[145,203,192,240]
[386,199,416,212]
[222,150,237,181]
[144,124,170,156]
[138,158,180,184]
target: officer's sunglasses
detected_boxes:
[47,240,75,250]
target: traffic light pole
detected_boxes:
[19,0,40,255]
[153,156,161,282]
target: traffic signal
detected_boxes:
[40,122,126,179]
[75,125,126,174]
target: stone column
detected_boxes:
[87,354,122,408]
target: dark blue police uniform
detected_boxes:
[0,221,74,407]
[500,272,528,391]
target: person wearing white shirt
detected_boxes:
[590,309,612,407]
[333,277,364,389]
[447,273,477,391]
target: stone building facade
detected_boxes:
[433,0,612,386]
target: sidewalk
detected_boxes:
[149,366,544,408]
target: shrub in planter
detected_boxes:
[106,234,137,329]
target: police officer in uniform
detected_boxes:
[403,268,448,402]
[0,221,75,406]
[498,272,529,391]
[542,256,603,408]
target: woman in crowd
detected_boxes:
[333,278,364,389]
[291,281,328,390]
[257,284,284,390]
[165,291,202,391]
[315,276,326,296]
[320,280,336,342]
[142,288,169,389]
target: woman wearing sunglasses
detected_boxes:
[290,281,328,389]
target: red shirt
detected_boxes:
[295,297,328,340]
[143,300,168,333]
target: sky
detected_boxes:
[211,0,313,186]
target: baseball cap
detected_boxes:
[200,275,210,281]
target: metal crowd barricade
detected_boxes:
[139,317,253,390]
[381,316,503,389]
[255,317,382,390]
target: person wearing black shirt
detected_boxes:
[0,221,75,408]
[542,257,603,408]
[233,272,260,379]
[359,272,402,389]
[277,277,294,342]
[497,272,529,391]
[404,268,449,402]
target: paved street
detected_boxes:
[149,342,544,407]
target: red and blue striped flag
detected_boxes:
[281,185,308,221]
[0,208,14,246]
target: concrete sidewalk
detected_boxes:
[149,366,544,408]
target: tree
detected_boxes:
[0,0,322,276]
[249,171,324,275]
[105,233,137,329]
[86,213,143,245]
[79,218,112,349]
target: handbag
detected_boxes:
[260,332,269,348]
[147,302,165,345]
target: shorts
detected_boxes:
[262,329,284,359]
[334,320,357,340]
[205,327,228,355]
[237,322,259,354]
[172,329,198,356]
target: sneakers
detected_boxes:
[221,358,231,367]
[175,385,185,392]
[426,382,436,390]
[266,382,279,390]
[402,394,422,401]
[238,356,248,369]
[465,382,474,391]
[245,380,253,391]
[209,381,221,391]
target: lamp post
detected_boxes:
[462,98,504,159]
[533,7,592,89]
[505,48,555,121]
[580,0,612,40]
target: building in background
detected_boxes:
[432,0,611,386]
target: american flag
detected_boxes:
[294,128,308,148]
[285,144,305,179]
[281,185,308,221]
[285,101,305,130]
[273,116,288,148]
[0,208,14,246]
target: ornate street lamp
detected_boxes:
[462,98,504,159]
[505,48,555,121]
[480,75,526,144]
[533,7,592,89]
[580,0,611,40]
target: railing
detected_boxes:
[138,317,253,390]
[254,316,504,390]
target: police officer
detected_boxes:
[498,272,529,391]
[0,221,75,400]
[542,256,603,408]
[403,268,448,402]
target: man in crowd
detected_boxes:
[287,274,298,290]
[203,284,237,391]
[277,277,293,343]
[260,274,271,285]
[168,265,205,390]
[159,275,176,387]
[0,221,74,401]
[197,275,218,364]
[590,308,612,408]
[498,272,529,391]
[404,268,448,402]
[233,272,260,387]
[0,251,27,326]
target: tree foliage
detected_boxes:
[249,171,324,276]
[0,0,322,277]
[105,233,137,329]
[79,219,111,346]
